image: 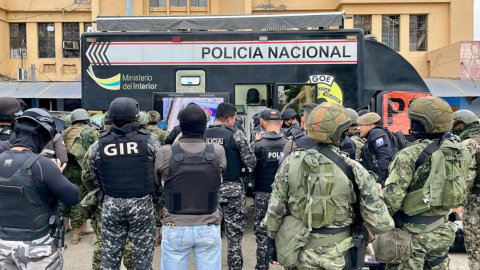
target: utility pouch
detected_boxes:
[275,215,310,267]
[372,229,412,264]
[402,189,430,216]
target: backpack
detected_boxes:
[402,136,471,216]
[246,88,260,104]
[287,148,355,230]
[386,129,409,154]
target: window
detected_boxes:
[382,15,400,51]
[410,15,428,51]
[84,22,92,32]
[353,15,372,35]
[191,0,207,7]
[38,23,56,58]
[150,0,167,7]
[10,23,27,59]
[171,0,187,7]
[63,23,80,58]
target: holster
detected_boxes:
[49,215,65,248]
[344,226,368,270]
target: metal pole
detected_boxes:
[31,64,36,82]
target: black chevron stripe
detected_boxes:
[104,42,111,65]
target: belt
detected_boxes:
[424,254,448,269]
[223,178,241,183]
[311,226,350,234]
[471,186,480,195]
[304,228,351,250]
[402,214,448,232]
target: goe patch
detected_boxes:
[376,138,384,147]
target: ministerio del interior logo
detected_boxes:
[86,65,121,90]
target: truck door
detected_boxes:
[175,70,206,93]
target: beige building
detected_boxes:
[0,0,474,83]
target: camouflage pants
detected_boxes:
[92,206,133,270]
[254,191,271,270]
[220,182,247,270]
[101,195,155,270]
[0,234,64,270]
[464,194,480,270]
[386,222,456,270]
[60,165,87,227]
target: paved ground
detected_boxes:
[64,199,469,270]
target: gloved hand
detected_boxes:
[266,237,278,264]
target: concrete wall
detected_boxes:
[427,42,462,79]
[460,41,480,80]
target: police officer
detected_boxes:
[147,110,169,146]
[252,109,289,270]
[235,116,247,136]
[382,97,470,269]
[164,109,183,145]
[0,109,79,269]
[346,108,365,161]
[261,103,394,269]
[358,112,394,187]
[251,113,265,143]
[452,109,480,270]
[62,108,97,244]
[204,102,256,270]
[155,103,226,270]
[281,108,303,139]
[0,97,22,141]
[88,97,159,270]
[282,103,318,158]
[42,132,68,164]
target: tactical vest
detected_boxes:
[0,125,12,142]
[286,123,304,139]
[96,129,155,198]
[63,125,95,164]
[293,133,317,150]
[204,125,242,181]
[360,128,389,171]
[402,138,471,216]
[253,136,289,192]
[164,144,221,215]
[286,147,355,230]
[0,154,59,241]
[340,135,356,159]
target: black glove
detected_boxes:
[266,237,277,263]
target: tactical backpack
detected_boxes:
[402,137,471,216]
[246,88,260,104]
[386,129,409,155]
[63,126,95,164]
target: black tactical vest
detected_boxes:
[0,154,59,241]
[204,125,242,181]
[286,123,304,139]
[293,132,317,150]
[254,136,288,192]
[0,125,12,142]
[164,144,221,215]
[360,127,389,172]
[340,135,356,159]
[97,126,155,198]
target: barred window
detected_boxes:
[38,23,55,58]
[171,0,187,7]
[10,23,27,59]
[353,15,372,35]
[409,15,428,51]
[191,0,207,7]
[382,15,400,51]
[63,23,80,58]
[84,22,92,32]
[150,0,167,7]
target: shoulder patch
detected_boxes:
[376,138,384,147]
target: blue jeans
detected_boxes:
[161,224,222,270]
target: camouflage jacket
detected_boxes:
[350,135,365,161]
[62,124,99,170]
[146,125,169,146]
[457,125,480,193]
[261,145,393,238]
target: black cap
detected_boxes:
[281,108,298,120]
[252,113,261,120]
[261,109,282,120]
[179,103,207,124]
[0,97,22,121]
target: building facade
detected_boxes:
[0,0,474,83]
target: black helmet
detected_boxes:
[0,97,22,122]
[282,108,298,120]
[235,116,243,126]
[108,97,140,122]
[12,108,56,141]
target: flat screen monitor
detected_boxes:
[153,92,230,132]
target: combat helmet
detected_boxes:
[65,114,72,127]
[70,109,90,125]
[453,109,479,127]
[137,111,150,125]
[12,108,57,142]
[408,96,453,134]
[346,108,359,125]
[148,110,160,124]
[307,103,351,145]
[108,97,139,122]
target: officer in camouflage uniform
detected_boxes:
[62,108,98,244]
[82,112,134,270]
[346,108,365,161]
[261,103,394,269]
[382,96,470,270]
[204,102,257,270]
[452,109,480,270]
[252,109,289,270]
[89,98,159,270]
[147,110,169,146]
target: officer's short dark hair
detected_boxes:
[216,102,237,122]
[374,120,383,127]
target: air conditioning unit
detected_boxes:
[17,68,29,81]
[62,40,80,51]
[86,26,97,33]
